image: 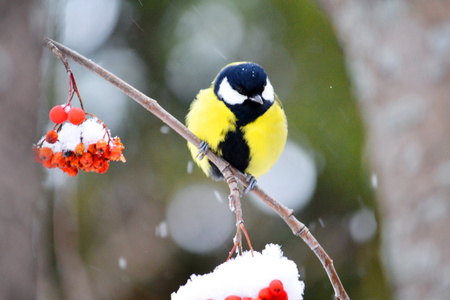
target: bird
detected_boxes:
[186,62,287,187]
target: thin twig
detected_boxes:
[42,37,350,300]
[221,165,253,260]
[222,166,244,257]
[44,40,84,110]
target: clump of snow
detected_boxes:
[81,118,109,146]
[171,244,304,300]
[53,122,82,152]
[39,118,112,153]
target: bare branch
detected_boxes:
[250,185,348,300]
[42,37,350,300]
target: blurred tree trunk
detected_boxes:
[0,1,43,299]
[318,0,450,299]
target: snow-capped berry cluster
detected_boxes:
[34,116,125,176]
[35,60,126,176]
[222,279,287,300]
[172,244,304,300]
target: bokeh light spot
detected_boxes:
[250,140,317,214]
[166,184,234,253]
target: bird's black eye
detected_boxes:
[235,86,245,95]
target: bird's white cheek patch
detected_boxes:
[262,79,275,102]
[218,77,247,105]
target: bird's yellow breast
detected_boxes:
[186,88,236,175]
[242,100,287,178]
[186,87,287,179]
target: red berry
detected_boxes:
[258,288,273,300]
[45,130,58,144]
[96,139,108,153]
[272,290,287,300]
[49,105,68,124]
[68,107,85,125]
[225,296,242,300]
[39,147,53,162]
[269,280,284,295]
[75,142,85,156]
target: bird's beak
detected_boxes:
[249,94,264,104]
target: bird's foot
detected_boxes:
[195,140,209,161]
[242,174,257,195]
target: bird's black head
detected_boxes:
[213,62,275,125]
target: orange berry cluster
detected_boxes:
[35,103,125,176]
[35,65,126,176]
[212,280,287,300]
[34,137,125,176]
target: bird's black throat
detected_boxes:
[209,127,250,180]
[226,99,272,127]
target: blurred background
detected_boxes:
[37,1,382,299]
[4,0,449,299]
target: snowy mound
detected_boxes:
[38,118,113,153]
[172,244,304,300]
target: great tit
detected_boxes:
[186,62,287,183]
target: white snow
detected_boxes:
[160,125,171,134]
[53,123,82,152]
[39,118,112,153]
[371,173,378,189]
[80,118,109,146]
[348,208,377,243]
[155,221,169,239]
[187,160,194,174]
[118,257,127,270]
[171,244,304,300]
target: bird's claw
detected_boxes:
[242,175,257,195]
[195,140,209,161]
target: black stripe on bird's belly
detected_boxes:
[208,128,250,180]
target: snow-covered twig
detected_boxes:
[42,37,350,300]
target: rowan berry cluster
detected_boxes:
[219,280,287,300]
[34,61,126,176]
[34,105,125,176]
